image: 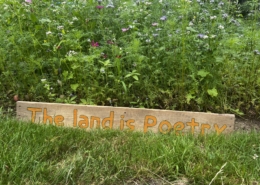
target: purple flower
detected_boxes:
[91,41,99,47]
[25,0,32,3]
[222,13,228,18]
[96,5,104,9]
[160,16,167,21]
[198,34,208,39]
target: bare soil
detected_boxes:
[234,117,260,132]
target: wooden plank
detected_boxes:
[16,101,235,135]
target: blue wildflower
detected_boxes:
[160,16,167,21]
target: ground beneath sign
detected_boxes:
[235,118,260,132]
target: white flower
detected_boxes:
[72,17,78,21]
[41,79,46,82]
[46,31,52,35]
[210,16,217,20]
[106,4,115,8]
[23,2,30,7]
[189,21,194,26]
[57,80,62,86]
[67,50,77,56]
[57,26,64,30]
[100,68,105,73]
[210,35,216,38]
[218,25,224,29]
[4,4,9,10]
[253,154,259,160]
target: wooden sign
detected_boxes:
[16,101,235,135]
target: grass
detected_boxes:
[1,0,260,115]
[0,0,259,184]
[0,117,259,184]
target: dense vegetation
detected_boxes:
[0,0,260,117]
[0,1,259,184]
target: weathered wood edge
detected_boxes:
[16,101,235,134]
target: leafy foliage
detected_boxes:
[0,0,260,116]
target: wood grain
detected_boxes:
[16,101,235,134]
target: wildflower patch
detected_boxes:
[16,101,235,135]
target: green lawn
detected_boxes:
[0,117,259,184]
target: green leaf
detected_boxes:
[71,84,79,91]
[133,75,139,81]
[186,27,197,32]
[121,81,127,93]
[80,99,87,104]
[125,73,132,78]
[257,77,260,86]
[197,69,209,78]
[186,93,195,104]
[103,59,111,67]
[207,88,218,97]
[62,71,68,78]
[71,63,80,70]
[30,14,38,23]
[70,96,76,101]
[68,73,73,79]
[230,108,244,116]
[42,42,50,47]
[159,47,165,51]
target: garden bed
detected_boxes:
[0,0,260,125]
